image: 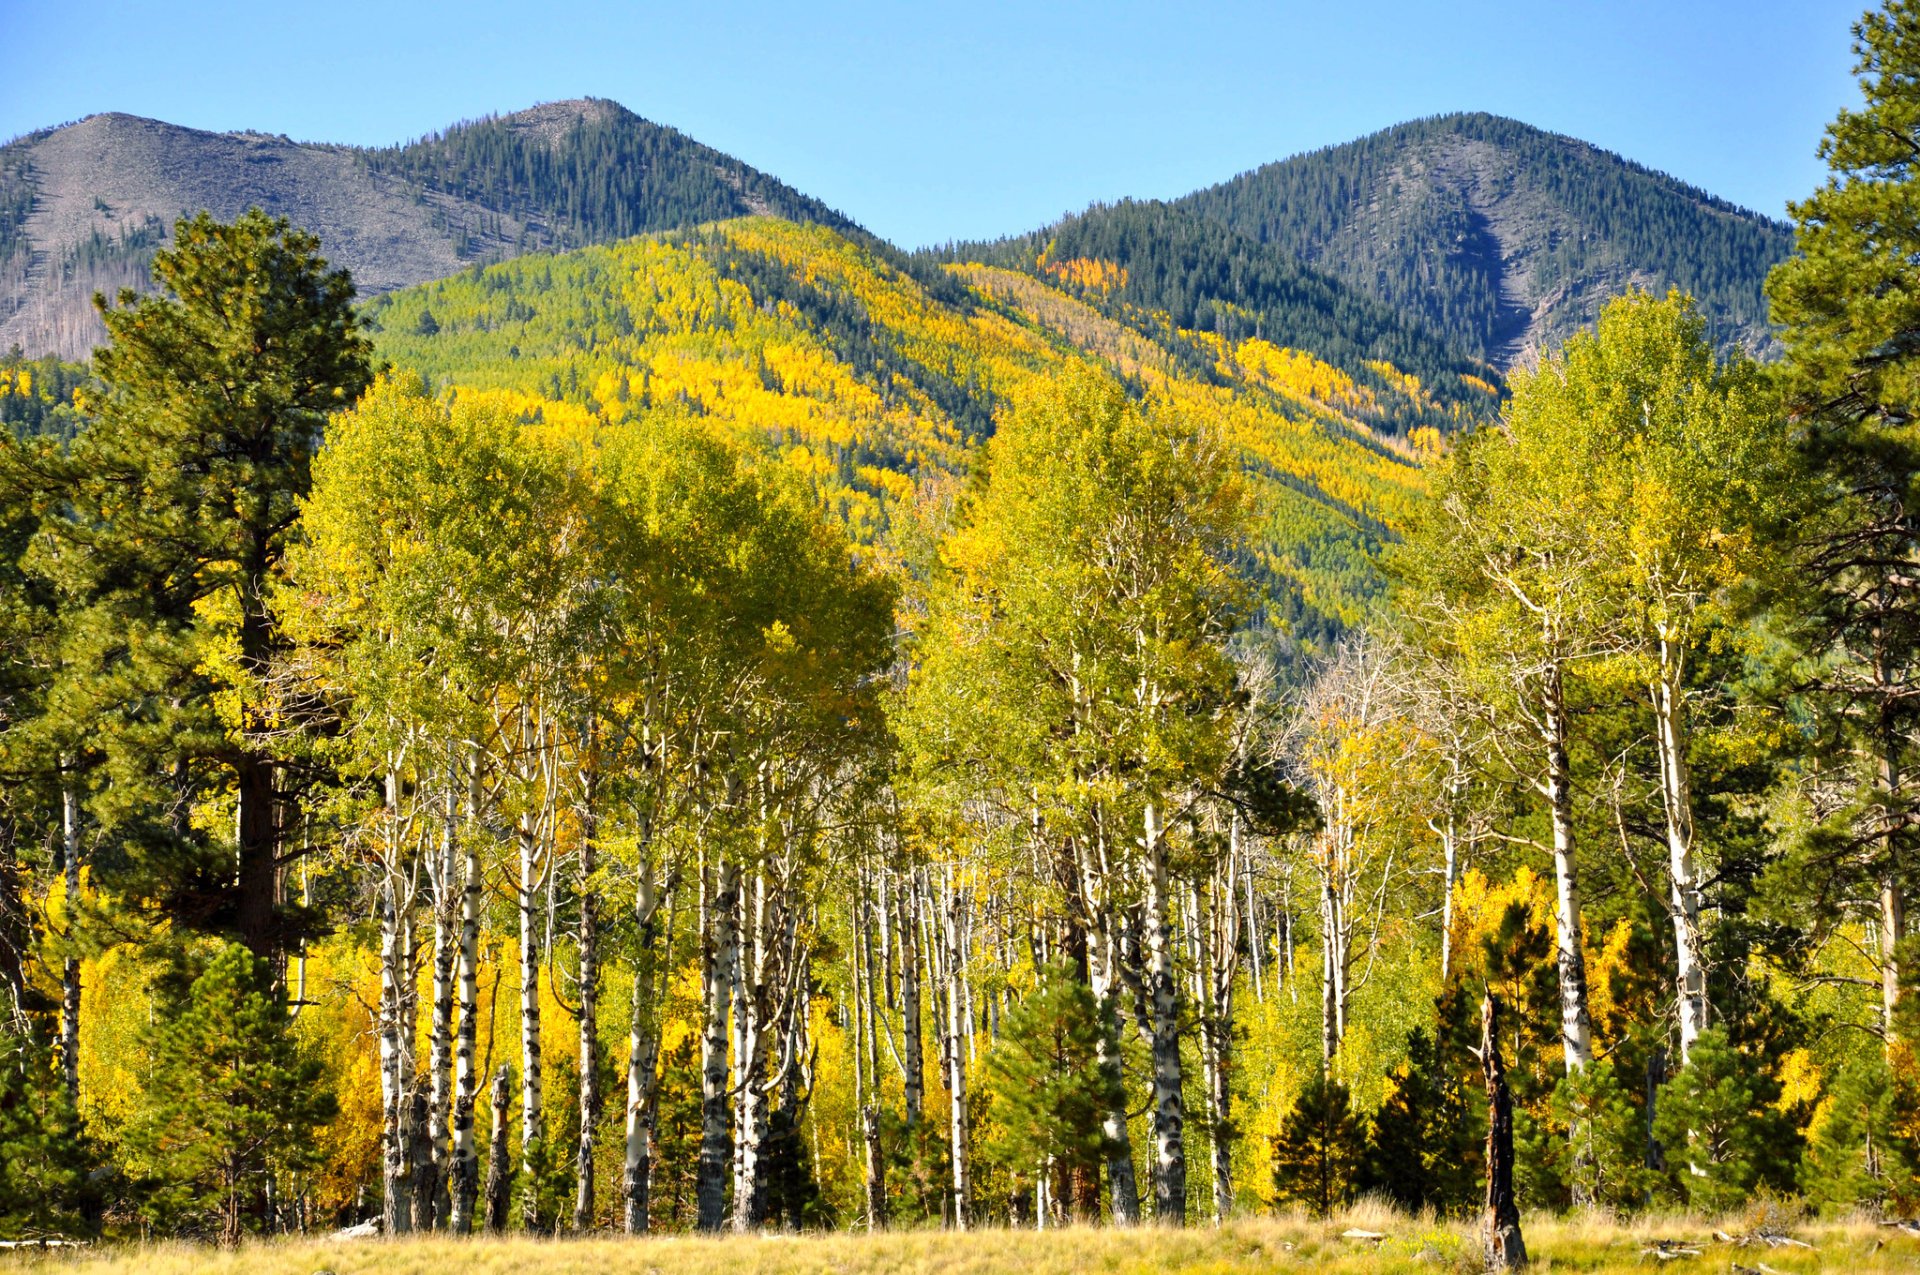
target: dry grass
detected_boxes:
[1,1208,1910,1274]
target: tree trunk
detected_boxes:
[855,878,887,1230]
[943,874,971,1230]
[1481,994,1528,1270]
[1087,916,1140,1225]
[1651,638,1709,1060]
[1543,668,1594,1071]
[623,866,665,1234]
[484,1063,513,1233]
[517,810,545,1232]
[901,868,925,1130]
[424,792,457,1230]
[1142,802,1187,1224]
[59,779,81,1101]
[447,762,483,1234]
[378,826,415,1237]
[695,857,740,1232]
[733,869,769,1233]
[574,764,601,1234]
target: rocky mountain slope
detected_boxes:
[0,99,854,359]
[951,114,1791,370]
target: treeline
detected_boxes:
[933,199,1499,436]
[359,99,859,256]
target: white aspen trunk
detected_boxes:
[574,761,600,1233]
[1543,667,1594,1071]
[517,809,545,1231]
[379,852,413,1235]
[1651,634,1709,1061]
[695,856,739,1232]
[448,757,483,1234]
[1439,805,1459,985]
[900,868,925,1130]
[1085,898,1140,1225]
[943,873,971,1229]
[732,868,769,1233]
[623,864,664,1234]
[856,876,887,1230]
[1141,801,1187,1224]
[1244,834,1265,1005]
[59,778,80,1101]
[424,787,457,1230]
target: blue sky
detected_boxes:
[1,0,1866,248]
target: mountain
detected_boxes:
[362,216,1452,651]
[0,99,859,360]
[949,113,1792,369]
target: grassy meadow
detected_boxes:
[0,1208,1907,1275]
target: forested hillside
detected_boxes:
[951,113,1790,368]
[366,216,1465,647]
[0,0,1878,1257]
[0,99,856,359]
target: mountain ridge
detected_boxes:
[946,112,1791,370]
[0,98,862,359]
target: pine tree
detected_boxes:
[1271,1070,1365,1217]
[984,961,1122,1221]
[124,942,336,1244]
[0,1030,97,1238]
[1766,0,1920,1048]
[1652,1028,1766,1213]
[1361,1026,1481,1213]
[1554,1060,1659,1211]
[43,209,371,967]
[1801,1053,1907,1214]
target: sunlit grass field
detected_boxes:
[2,1205,1909,1275]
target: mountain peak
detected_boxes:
[0,101,855,359]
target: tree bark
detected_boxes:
[447,758,483,1233]
[1651,637,1709,1060]
[695,856,740,1232]
[623,864,665,1234]
[574,762,601,1233]
[1481,994,1528,1270]
[943,873,972,1230]
[484,1062,513,1233]
[59,778,81,1101]
[732,868,769,1233]
[900,867,925,1130]
[1142,803,1187,1224]
[424,787,458,1229]
[379,866,414,1235]
[517,809,545,1232]
[1543,667,1594,1071]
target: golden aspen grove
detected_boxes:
[0,3,1916,1272]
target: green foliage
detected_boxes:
[1801,1052,1907,1215]
[1270,1069,1365,1217]
[361,99,859,254]
[1652,1028,1769,1214]
[1556,1060,1659,1211]
[124,943,335,1243]
[0,1034,97,1238]
[1360,1027,1481,1215]
[35,207,371,961]
[983,963,1120,1191]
